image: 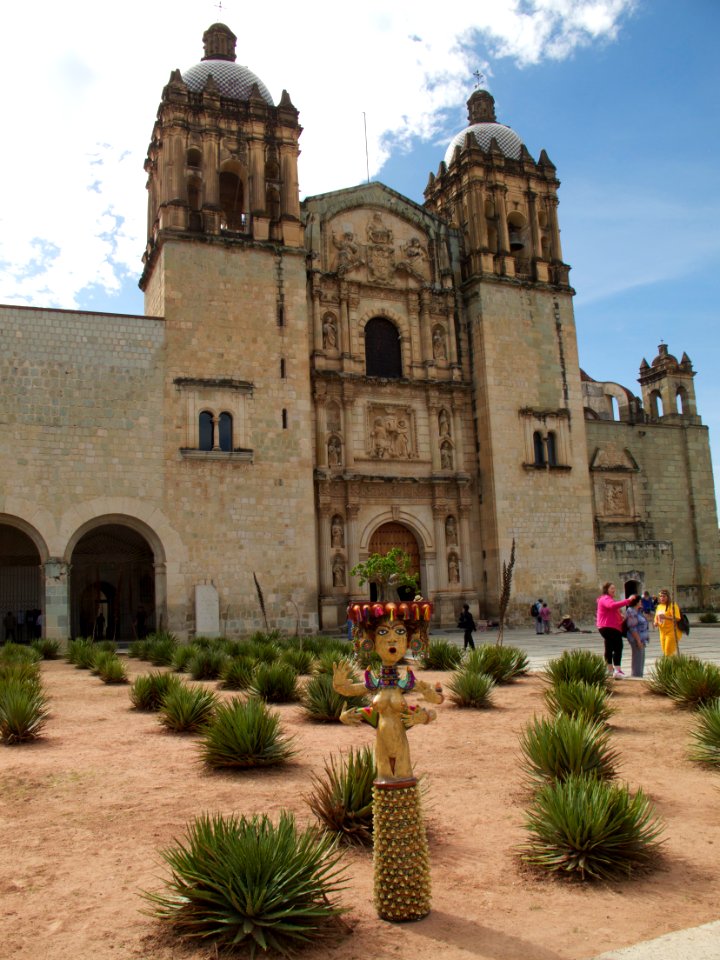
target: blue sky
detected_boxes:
[1,0,719,501]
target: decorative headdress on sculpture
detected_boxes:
[347,600,433,658]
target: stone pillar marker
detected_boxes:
[195,583,220,637]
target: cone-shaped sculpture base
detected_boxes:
[373,776,431,922]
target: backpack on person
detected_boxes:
[530,602,540,618]
[678,609,691,635]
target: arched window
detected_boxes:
[651,390,663,418]
[533,431,545,467]
[610,396,620,421]
[218,412,233,451]
[547,431,557,467]
[365,317,402,378]
[186,148,202,169]
[199,411,214,451]
[219,172,244,230]
[676,387,687,414]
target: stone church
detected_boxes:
[1,22,718,641]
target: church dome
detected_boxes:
[182,23,274,105]
[444,88,525,164]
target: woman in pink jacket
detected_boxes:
[596,582,636,678]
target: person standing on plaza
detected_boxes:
[596,582,636,678]
[654,588,681,656]
[531,599,544,635]
[625,595,649,677]
[540,602,552,634]
[458,603,477,651]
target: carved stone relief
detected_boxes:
[332,229,364,276]
[331,514,345,548]
[329,212,429,285]
[366,405,415,460]
[603,480,628,516]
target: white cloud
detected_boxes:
[0,0,633,308]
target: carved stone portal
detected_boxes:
[367,405,415,460]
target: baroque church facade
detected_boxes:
[1,23,718,641]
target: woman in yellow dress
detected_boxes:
[654,588,681,656]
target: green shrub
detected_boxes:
[522,775,663,880]
[280,647,316,675]
[219,654,256,690]
[1,642,41,664]
[645,654,695,697]
[420,639,463,671]
[667,659,720,709]
[200,697,295,769]
[0,679,49,743]
[313,651,356,677]
[520,713,619,786]
[447,669,495,708]
[699,612,718,623]
[130,671,183,711]
[67,638,97,669]
[300,672,368,722]
[0,659,41,687]
[31,638,61,660]
[159,684,218,733]
[96,640,117,654]
[170,644,196,673]
[245,641,282,665]
[188,647,227,681]
[307,746,375,844]
[143,810,346,956]
[147,634,178,666]
[250,662,301,703]
[127,638,151,660]
[690,701,720,765]
[463,644,528,683]
[545,649,609,688]
[98,656,129,684]
[91,650,116,676]
[544,680,614,726]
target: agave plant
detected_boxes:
[645,654,696,697]
[143,811,346,956]
[200,697,295,769]
[0,659,41,688]
[463,644,528,683]
[147,634,178,667]
[667,659,720,709]
[689,700,720,765]
[219,654,257,691]
[544,649,609,688]
[313,651,356,677]
[188,647,227,681]
[520,713,619,786]
[250,662,301,703]
[98,656,129,684]
[159,684,218,733]
[420,640,463,671]
[447,669,495,708]
[0,678,49,743]
[91,650,116,676]
[130,671,183,711]
[307,746,375,844]
[544,680,614,726]
[30,638,61,660]
[522,775,663,880]
[280,647,316,675]
[300,672,368,722]
[171,644,196,673]
[127,638,151,660]
[0,642,41,664]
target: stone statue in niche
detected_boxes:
[438,408,451,438]
[332,554,346,587]
[328,436,342,466]
[331,515,345,548]
[332,230,363,276]
[323,314,338,350]
[432,328,447,360]
[448,554,460,584]
[326,403,341,433]
[445,515,458,546]
[440,441,453,470]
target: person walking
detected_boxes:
[458,603,477,651]
[625,595,649,677]
[596,582,636,678]
[654,589,681,656]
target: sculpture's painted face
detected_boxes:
[374,621,408,665]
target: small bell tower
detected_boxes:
[639,344,699,422]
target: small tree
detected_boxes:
[350,548,419,602]
[496,538,516,647]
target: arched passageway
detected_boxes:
[368,522,421,601]
[70,525,155,640]
[0,524,42,642]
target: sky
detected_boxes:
[1,0,719,498]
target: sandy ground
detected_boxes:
[1,657,719,960]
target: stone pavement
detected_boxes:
[432,621,720,960]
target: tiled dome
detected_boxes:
[444,122,524,164]
[182,60,274,105]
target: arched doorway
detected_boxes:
[70,525,155,640]
[368,522,421,601]
[0,524,42,642]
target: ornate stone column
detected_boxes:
[249,139,265,214]
[312,280,323,353]
[346,504,361,594]
[419,288,432,367]
[549,197,563,262]
[318,506,333,595]
[340,281,351,359]
[527,190,540,259]
[341,382,355,468]
[432,504,448,590]
[451,403,464,471]
[458,506,473,591]
[428,403,441,472]
[494,185,510,254]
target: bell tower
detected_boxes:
[424,89,597,612]
[639,344,699,422]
